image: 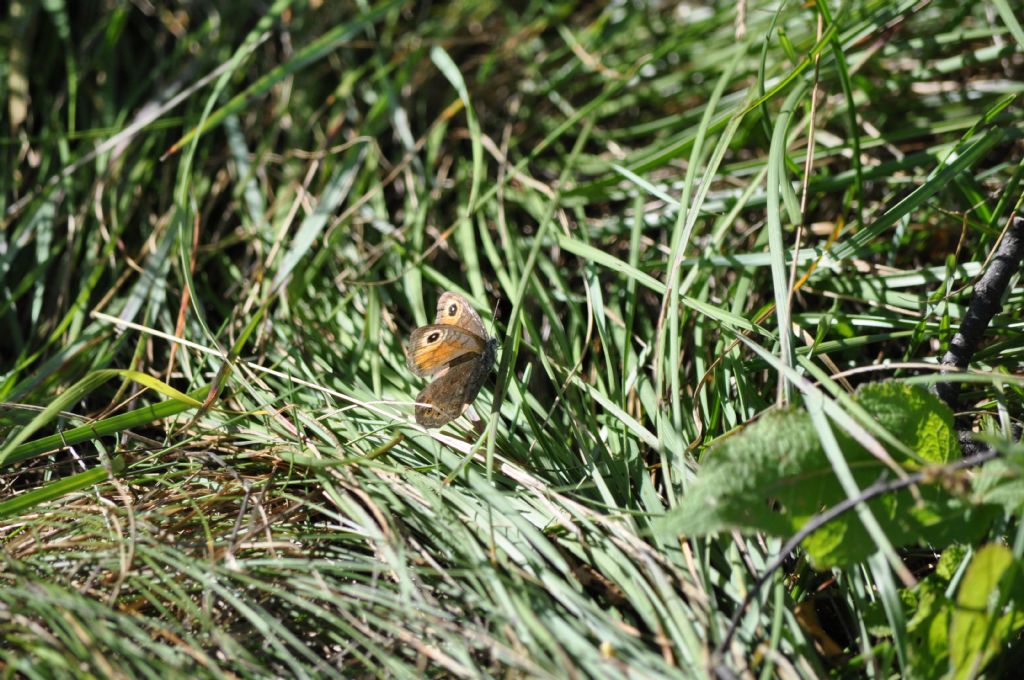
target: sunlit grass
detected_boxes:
[2,1,1023,676]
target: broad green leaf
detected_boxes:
[893,577,953,678]
[803,485,994,568]
[663,408,825,538]
[661,382,994,568]
[855,382,956,465]
[949,544,1024,679]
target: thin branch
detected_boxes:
[934,215,1024,409]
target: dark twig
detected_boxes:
[934,215,1024,409]
[710,447,1000,674]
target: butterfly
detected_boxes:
[405,291,499,428]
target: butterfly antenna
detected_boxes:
[490,300,501,336]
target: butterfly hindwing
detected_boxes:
[414,343,496,427]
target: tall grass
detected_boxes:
[2,1,1023,677]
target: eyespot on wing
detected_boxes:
[434,291,488,339]
[405,325,485,377]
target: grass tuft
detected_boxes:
[2,1,1023,676]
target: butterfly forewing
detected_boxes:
[405,325,486,377]
[434,291,488,338]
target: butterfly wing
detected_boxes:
[406,290,498,427]
[433,291,488,339]
[405,325,486,377]
[414,344,496,427]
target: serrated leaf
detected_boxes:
[661,382,994,569]
[855,382,957,465]
[660,408,829,538]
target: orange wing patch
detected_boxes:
[405,325,486,377]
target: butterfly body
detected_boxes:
[405,292,497,427]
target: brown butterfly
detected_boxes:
[405,291,498,427]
